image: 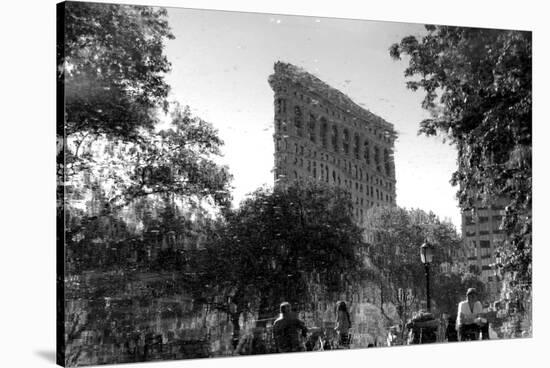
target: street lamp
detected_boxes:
[420,241,434,312]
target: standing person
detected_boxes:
[272,302,308,353]
[456,288,484,341]
[335,301,352,347]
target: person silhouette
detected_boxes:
[335,301,352,347]
[456,288,484,341]
[272,302,308,353]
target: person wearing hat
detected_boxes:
[456,288,484,341]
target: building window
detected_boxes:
[320,118,328,148]
[331,125,339,152]
[353,134,360,159]
[363,140,371,165]
[374,146,381,172]
[294,106,303,137]
[276,98,286,114]
[343,129,350,155]
[384,148,391,176]
[308,114,316,143]
[480,240,491,248]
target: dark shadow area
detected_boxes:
[35,350,56,364]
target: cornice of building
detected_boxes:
[268,61,397,140]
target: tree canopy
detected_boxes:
[60,5,235,363]
[365,206,462,315]
[59,1,232,214]
[389,26,532,289]
[59,2,174,141]
[198,181,365,329]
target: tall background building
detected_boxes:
[264,62,399,344]
[461,198,508,300]
[268,62,397,229]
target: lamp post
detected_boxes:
[420,241,434,312]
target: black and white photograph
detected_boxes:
[55,1,534,366]
[2,0,547,368]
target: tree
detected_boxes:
[58,4,235,363]
[431,272,486,316]
[198,181,365,349]
[389,26,531,294]
[65,104,233,254]
[365,206,462,317]
[86,105,232,210]
[59,2,174,141]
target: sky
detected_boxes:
[162,7,462,229]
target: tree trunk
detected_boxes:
[230,312,241,350]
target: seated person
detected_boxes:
[456,288,487,341]
[272,302,308,353]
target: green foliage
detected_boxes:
[460,273,487,300]
[365,206,462,313]
[96,105,233,210]
[60,2,174,140]
[390,26,531,290]
[431,273,486,316]
[59,3,236,363]
[199,181,365,317]
[60,0,232,288]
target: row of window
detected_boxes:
[275,154,394,201]
[275,104,393,175]
[275,139,394,190]
[463,228,504,236]
[273,167,393,206]
[463,214,503,226]
[275,95,392,144]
